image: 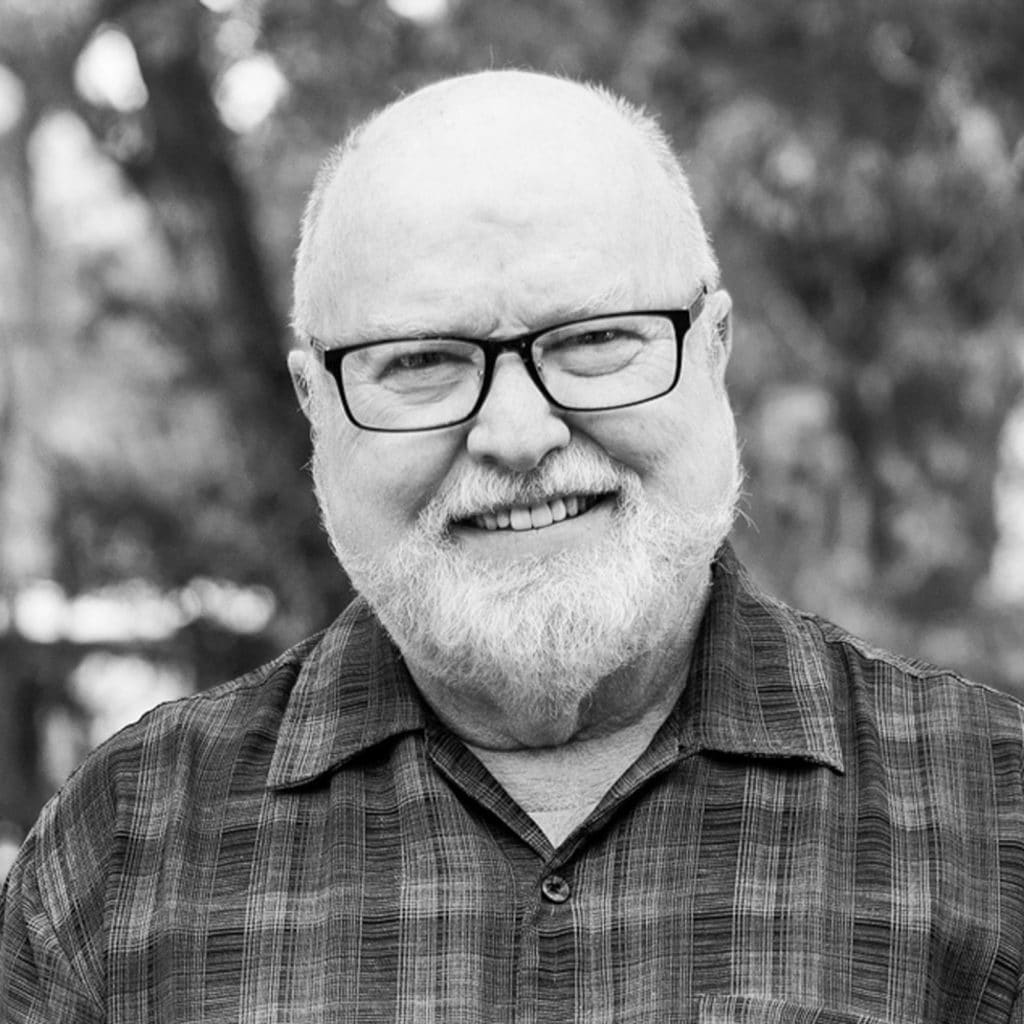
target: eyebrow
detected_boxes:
[539,282,636,325]
[349,281,640,344]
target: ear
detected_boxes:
[705,288,733,364]
[287,349,315,421]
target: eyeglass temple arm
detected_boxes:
[689,287,708,325]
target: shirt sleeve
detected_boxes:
[0,826,106,1024]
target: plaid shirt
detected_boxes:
[3,543,1024,1023]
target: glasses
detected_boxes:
[311,287,707,433]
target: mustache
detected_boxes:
[422,446,635,525]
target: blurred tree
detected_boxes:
[0,14,52,832]
[0,0,352,827]
[667,0,1024,673]
[1,0,351,635]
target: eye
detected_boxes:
[384,349,463,373]
[565,328,637,348]
[354,340,482,393]
[538,326,645,377]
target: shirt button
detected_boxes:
[541,874,571,904]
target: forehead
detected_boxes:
[306,78,687,338]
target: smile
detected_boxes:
[464,493,608,532]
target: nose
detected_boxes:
[465,352,571,472]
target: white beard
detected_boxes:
[316,442,739,725]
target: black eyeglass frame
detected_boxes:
[310,286,708,433]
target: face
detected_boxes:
[297,77,740,726]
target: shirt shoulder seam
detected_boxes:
[798,609,1024,710]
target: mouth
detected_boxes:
[455,492,615,533]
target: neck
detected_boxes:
[406,570,711,751]
[465,696,677,846]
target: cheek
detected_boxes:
[579,387,736,502]
[315,415,464,546]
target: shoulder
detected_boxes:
[0,628,331,1014]
[805,609,1024,714]
[20,628,328,877]
[794,608,1024,760]
[701,546,1024,775]
[719,538,1024,729]
[86,630,324,795]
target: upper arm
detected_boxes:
[1,826,106,1024]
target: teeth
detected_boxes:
[469,493,602,532]
[530,502,554,529]
[510,507,531,531]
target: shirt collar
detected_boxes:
[268,541,844,790]
[676,542,845,774]
[267,599,427,790]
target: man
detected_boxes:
[2,70,1023,1023]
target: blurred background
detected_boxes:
[1,0,1023,876]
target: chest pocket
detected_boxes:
[698,995,900,1024]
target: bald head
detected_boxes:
[293,71,717,340]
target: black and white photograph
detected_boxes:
[1,0,1023,1020]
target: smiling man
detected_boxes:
[291,72,739,759]
[4,71,1024,1024]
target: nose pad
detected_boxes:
[465,353,570,471]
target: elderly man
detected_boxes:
[3,71,1023,1023]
